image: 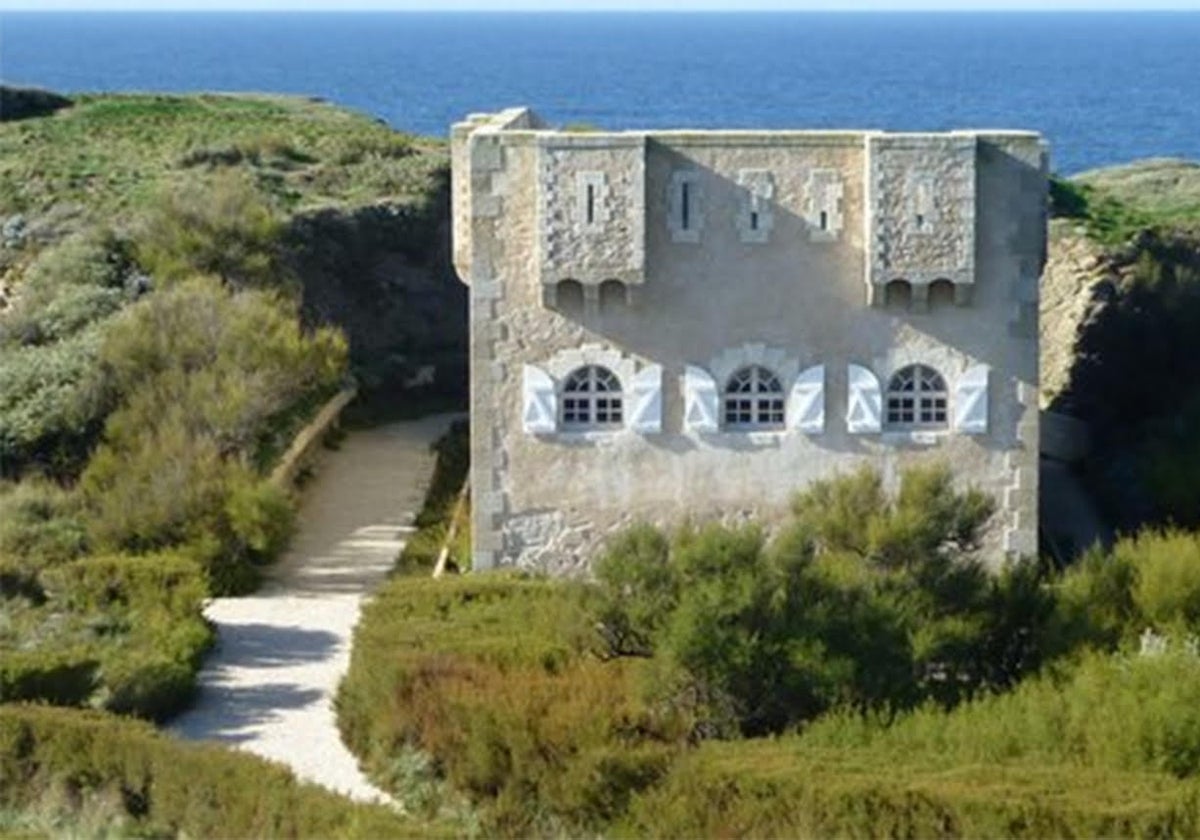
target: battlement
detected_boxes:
[453,108,1046,314]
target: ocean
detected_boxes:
[1,11,1198,173]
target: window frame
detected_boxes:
[722,365,786,431]
[885,364,949,430]
[559,365,625,431]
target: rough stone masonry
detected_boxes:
[452,107,1046,575]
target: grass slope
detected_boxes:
[0,92,445,225]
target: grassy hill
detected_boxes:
[0,91,443,224]
[1075,158,1200,227]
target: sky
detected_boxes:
[2,0,1199,10]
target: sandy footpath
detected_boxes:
[170,414,458,803]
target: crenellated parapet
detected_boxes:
[864,133,977,309]
[535,133,647,307]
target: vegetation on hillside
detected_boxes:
[1051,159,1200,246]
[0,92,448,724]
[0,92,443,222]
[340,466,1200,837]
[0,704,450,839]
[1050,161,1200,531]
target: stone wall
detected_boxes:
[455,109,1046,575]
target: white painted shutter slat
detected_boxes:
[522,364,557,434]
[629,365,663,434]
[683,366,719,433]
[846,364,882,434]
[789,365,825,434]
[953,364,989,434]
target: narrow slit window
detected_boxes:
[586,183,596,225]
[915,212,925,230]
[750,210,759,231]
[681,182,691,230]
[819,210,828,231]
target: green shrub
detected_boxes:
[1,285,125,348]
[1052,530,1200,648]
[0,326,110,477]
[802,649,1200,779]
[594,523,673,655]
[79,276,344,589]
[593,465,1041,735]
[3,552,214,719]
[0,648,98,705]
[133,171,287,290]
[1123,530,1200,631]
[97,652,197,722]
[338,574,689,835]
[0,705,448,838]
[16,230,131,299]
[0,232,135,477]
[620,740,1200,839]
[41,551,208,616]
[0,479,88,568]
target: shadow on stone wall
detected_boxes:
[1049,228,1200,533]
[285,167,468,418]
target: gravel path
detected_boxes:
[170,414,458,803]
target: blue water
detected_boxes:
[2,12,1198,173]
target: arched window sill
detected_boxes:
[549,428,631,445]
[881,429,946,447]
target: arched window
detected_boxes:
[555,279,584,316]
[561,365,623,429]
[885,279,912,310]
[723,365,785,430]
[928,278,956,309]
[886,364,948,429]
[599,279,627,312]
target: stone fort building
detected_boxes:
[452,107,1046,574]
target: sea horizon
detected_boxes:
[3,10,1197,172]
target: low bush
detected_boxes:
[0,648,98,706]
[0,704,447,838]
[802,648,1200,779]
[620,740,1200,839]
[0,326,110,479]
[594,465,1053,735]
[79,275,344,591]
[1053,529,1200,648]
[0,231,136,478]
[133,170,287,290]
[0,85,71,122]
[337,574,690,835]
[0,479,88,569]
[2,552,213,720]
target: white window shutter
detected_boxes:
[789,365,825,434]
[846,364,882,434]
[953,364,989,434]
[629,365,663,434]
[683,366,718,433]
[522,364,556,435]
